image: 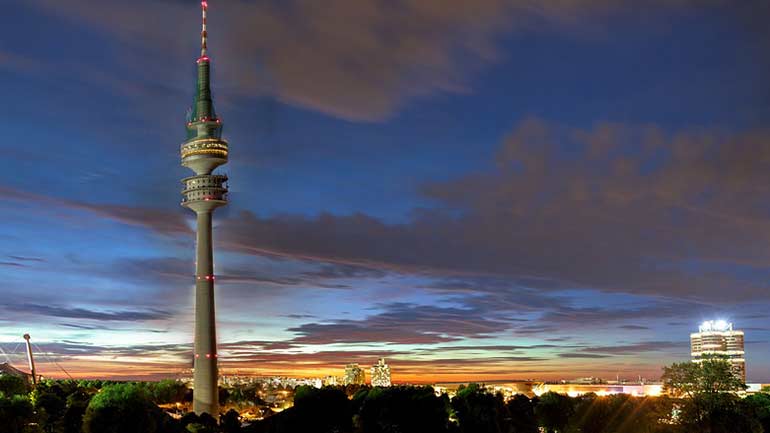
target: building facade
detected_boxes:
[344,364,366,385]
[690,320,745,383]
[181,0,230,415]
[371,358,392,387]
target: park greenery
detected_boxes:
[0,356,768,433]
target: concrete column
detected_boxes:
[193,210,218,415]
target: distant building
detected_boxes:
[344,364,366,385]
[323,375,340,386]
[691,320,745,383]
[370,358,392,387]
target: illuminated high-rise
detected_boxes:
[181,0,229,415]
[371,358,392,387]
[344,364,366,385]
[691,320,745,383]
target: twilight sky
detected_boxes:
[1,0,770,383]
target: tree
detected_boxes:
[63,388,93,433]
[745,392,770,433]
[662,356,755,433]
[0,374,28,397]
[220,409,242,433]
[32,383,68,433]
[505,394,537,433]
[678,392,762,433]
[534,392,573,433]
[82,383,179,433]
[451,384,508,433]
[147,380,188,405]
[355,386,450,433]
[662,355,746,398]
[0,394,37,433]
[245,386,352,433]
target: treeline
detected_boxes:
[2,370,770,433]
[5,380,768,433]
[247,384,770,433]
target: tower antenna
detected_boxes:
[200,1,208,57]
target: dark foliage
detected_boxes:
[353,386,450,433]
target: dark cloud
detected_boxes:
[192,120,770,304]
[26,0,769,121]
[5,304,171,322]
[558,353,612,359]
[618,325,650,330]
[287,302,512,345]
[580,341,685,355]
[8,256,46,262]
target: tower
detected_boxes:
[181,0,228,415]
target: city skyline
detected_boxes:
[2,0,770,384]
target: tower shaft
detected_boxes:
[193,210,218,414]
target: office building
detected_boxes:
[344,364,366,385]
[371,358,392,387]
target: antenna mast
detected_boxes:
[200,1,208,57]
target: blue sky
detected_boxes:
[0,0,769,382]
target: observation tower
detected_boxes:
[181,0,228,415]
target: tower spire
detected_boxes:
[200,1,208,57]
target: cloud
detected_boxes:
[287,302,512,345]
[4,304,172,322]
[188,120,770,304]
[26,0,768,121]
[558,353,611,359]
[579,341,687,355]
[8,256,46,263]
[0,186,190,236]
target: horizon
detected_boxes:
[2,0,770,383]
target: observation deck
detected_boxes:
[181,122,228,175]
[181,174,228,212]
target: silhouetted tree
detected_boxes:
[355,386,450,433]
[451,384,508,433]
[0,374,28,396]
[535,392,573,433]
[246,386,352,433]
[0,394,36,433]
[63,389,93,433]
[505,394,537,433]
[745,392,770,433]
[220,409,242,433]
[33,382,68,433]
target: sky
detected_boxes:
[1,0,769,383]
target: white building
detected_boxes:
[691,320,745,383]
[371,358,392,387]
